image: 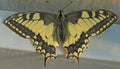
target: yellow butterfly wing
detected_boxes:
[4,12,59,65]
[64,9,118,60]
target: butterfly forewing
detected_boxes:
[66,9,118,36]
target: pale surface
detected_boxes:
[0,48,120,69]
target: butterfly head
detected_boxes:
[57,10,65,18]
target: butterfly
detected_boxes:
[4,9,118,65]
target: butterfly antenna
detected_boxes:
[62,1,73,11]
[46,1,59,11]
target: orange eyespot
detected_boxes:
[64,48,68,55]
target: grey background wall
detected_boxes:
[0,0,119,11]
[0,0,120,24]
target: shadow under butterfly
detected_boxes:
[4,1,118,66]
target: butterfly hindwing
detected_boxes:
[4,12,59,65]
[64,9,117,60]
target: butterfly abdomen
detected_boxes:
[54,19,66,44]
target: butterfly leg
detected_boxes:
[32,34,56,66]
[64,33,90,63]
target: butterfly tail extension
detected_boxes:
[64,32,90,63]
[32,34,57,66]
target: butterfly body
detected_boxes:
[54,10,69,44]
[4,9,118,65]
